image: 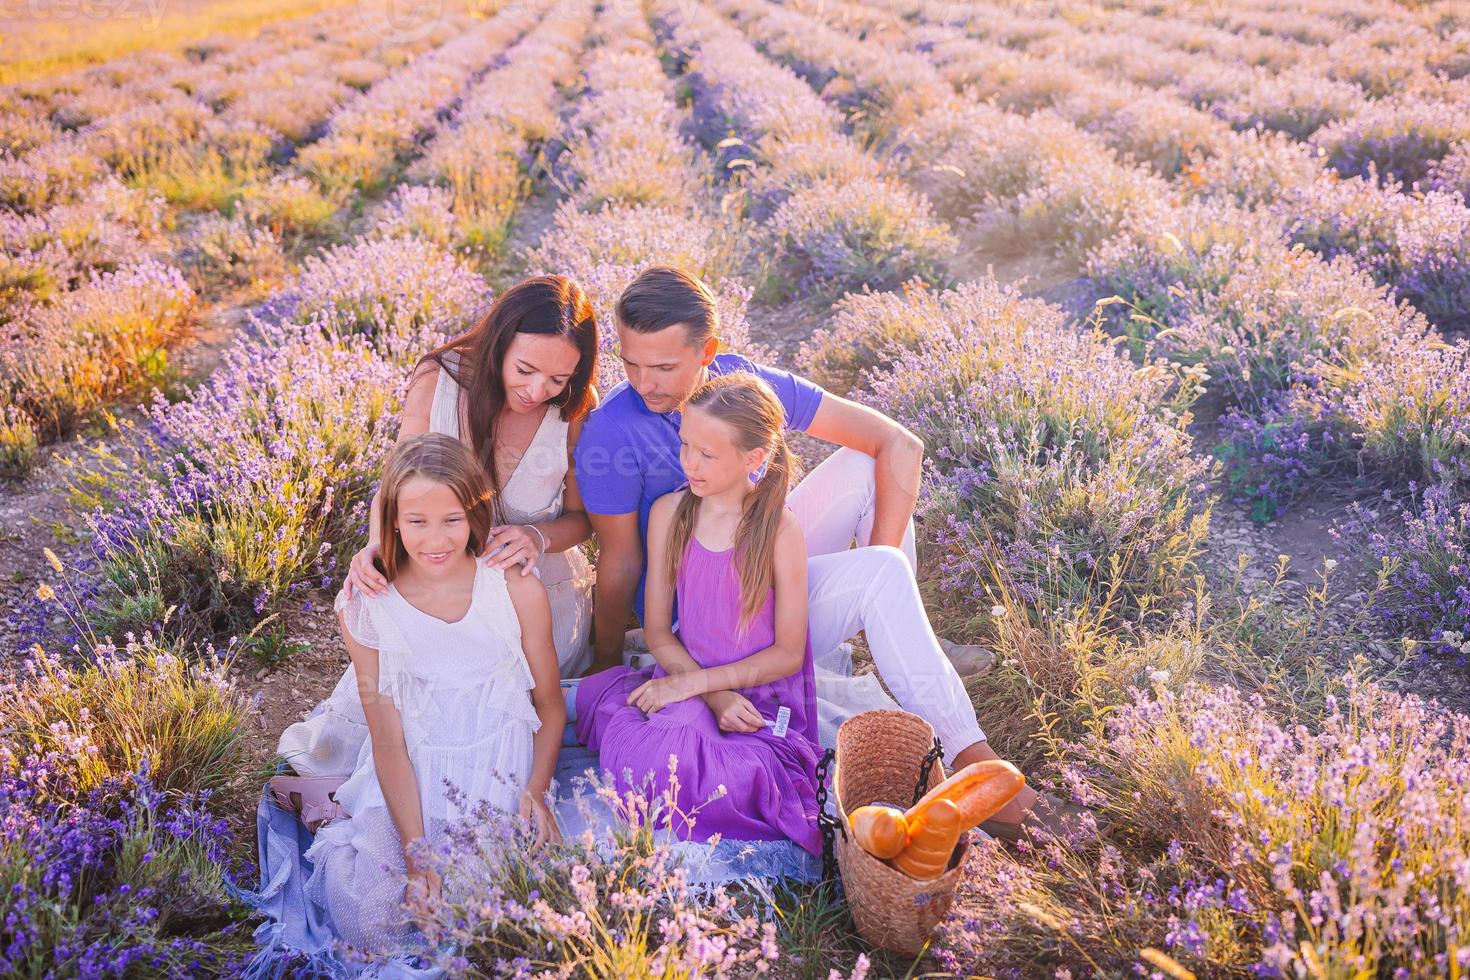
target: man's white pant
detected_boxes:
[786,447,986,765]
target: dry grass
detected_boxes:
[0,0,358,84]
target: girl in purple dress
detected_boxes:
[575,372,822,856]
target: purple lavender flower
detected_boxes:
[1310,98,1470,188]
[0,750,249,975]
[821,279,1211,618]
[1214,392,1344,523]
[1342,482,1470,658]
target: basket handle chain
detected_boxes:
[817,735,943,892]
[815,747,842,891]
[912,737,944,806]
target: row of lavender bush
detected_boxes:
[703,0,1209,625]
[763,0,1470,656]
[868,0,1470,331]
[6,5,595,974]
[11,6,836,975]
[717,3,1470,975]
[0,4,434,210]
[0,6,501,476]
[526,1,764,391]
[63,0,584,654]
[657,0,955,300]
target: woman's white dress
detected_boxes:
[301,562,540,954]
[428,350,594,676]
[278,353,593,778]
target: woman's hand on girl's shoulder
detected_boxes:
[345,542,388,599]
[484,524,545,576]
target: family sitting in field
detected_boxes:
[262,267,1089,960]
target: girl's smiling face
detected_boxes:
[395,476,473,570]
[501,332,580,414]
[679,404,767,497]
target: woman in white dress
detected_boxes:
[279,275,598,779]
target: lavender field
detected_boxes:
[3,0,1470,973]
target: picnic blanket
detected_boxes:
[236,643,897,977]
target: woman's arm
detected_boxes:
[687,511,809,694]
[349,364,438,595]
[340,611,428,869]
[536,404,601,554]
[544,414,594,552]
[505,570,566,850]
[488,413,596,570]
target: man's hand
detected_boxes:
[703,690,764,733]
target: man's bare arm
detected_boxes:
[804,392,924,548]
[586,509,643,672]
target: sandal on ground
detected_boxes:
[269,774,351,832]
[979,792,1113,844]
[939,637,997,682]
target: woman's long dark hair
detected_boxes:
[420,275,598,495]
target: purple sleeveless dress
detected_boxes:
[575,534,822,856]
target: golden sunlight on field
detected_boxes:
[0,0,507,83]
[4,0,1470,973]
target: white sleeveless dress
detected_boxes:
[300,562,540,954]
[427,350,594,677]
[276,354,593,779]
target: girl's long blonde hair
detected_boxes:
[664,373,800,632]
[376,433,495,581]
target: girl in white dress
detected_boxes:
[279,276,597,779]
[300,432,565,955]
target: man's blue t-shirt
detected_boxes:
[573,353,825,621]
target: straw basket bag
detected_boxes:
[832,709,969,956]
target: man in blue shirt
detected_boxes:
[571,267,1061,832]
[574,348,824,619]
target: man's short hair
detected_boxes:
[616,266,718,346]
